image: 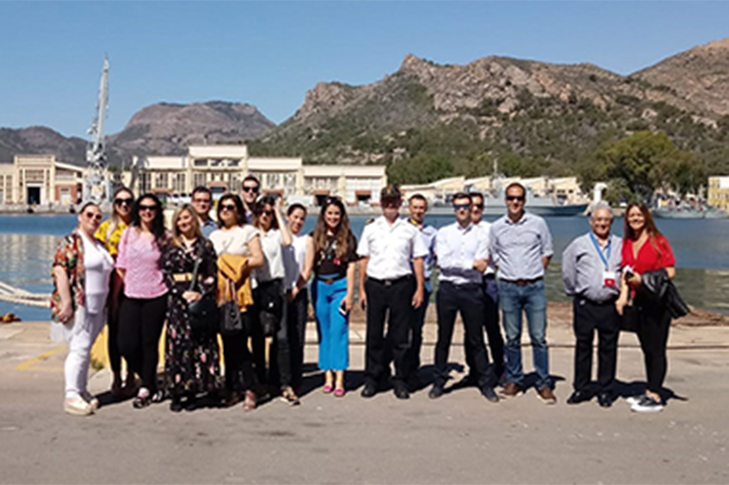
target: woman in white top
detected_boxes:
[51,201,114,416]
[209,193,263,410]
[252,195,298,404]
[283,203,309,393]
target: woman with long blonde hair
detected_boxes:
[303,197,357,397]
[160,204,220,412]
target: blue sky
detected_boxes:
[1,1,728,138]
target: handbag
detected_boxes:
[187,258,220,335]
[620,304,640,333]
[256,280,282,337]
[219,278,244,336]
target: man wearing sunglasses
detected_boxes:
[429,193,499,402]
[489,182,555,404]
[191,186,216,238]
[240,175,260,223]
[357,185,428,399]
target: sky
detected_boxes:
[1,1,728,138]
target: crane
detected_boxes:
[82,55,111,203]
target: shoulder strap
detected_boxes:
[189,257,202,292]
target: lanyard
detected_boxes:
[589,233,611,270]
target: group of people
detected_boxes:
[50,177,679,416]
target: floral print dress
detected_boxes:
[161,238,221,397]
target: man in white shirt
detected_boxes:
[428,193,499,402]
[358,185,427,399]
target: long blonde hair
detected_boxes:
[170,204,203,248]
[106,187,134,240]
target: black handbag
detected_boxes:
[219,278,244,336]
[188,258,219,335]
[256,280,282,337]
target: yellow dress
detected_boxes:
[95,220,128,259]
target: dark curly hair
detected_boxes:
[130,193,166,246]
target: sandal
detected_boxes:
[280,386,301,406]
[333,387,346,398]
[133,394,151,409]
[322,385,333,394]
[243,390,257,412]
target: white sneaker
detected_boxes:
[64,396,94,416]
[625,394,644,405]
[631,395,664,413]
[81,391,100,411]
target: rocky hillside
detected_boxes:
[0,101,275,166]
[252,39,729,184]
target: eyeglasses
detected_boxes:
[472,203,484,210]
[192,198,211,204]
[114,198,133,206]
[453,204,471,211]
[139,204,157,212]
[84,212,103,221]
[506,196,525,202]
[260,210,274,217]
[220,204,237,211]
[242,186,259,193]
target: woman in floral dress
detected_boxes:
[161,204,221,412]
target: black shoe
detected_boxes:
[459,374,478,387]
[393,384,410,400]
[169,398,183,413]
[480,386,500,403]
[361,383,377,398]
[566,390,592,405]
[428,384,444,399]
[406,375,424,392]
[597,391,613,408]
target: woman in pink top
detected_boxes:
[115,193,169,408]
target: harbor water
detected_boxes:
[1,213,728,321]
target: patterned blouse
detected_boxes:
[95,219,128,259]
[50,231,86,323]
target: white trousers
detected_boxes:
[62,308,106,399]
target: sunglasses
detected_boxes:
[506,196,525,202]
[220,204,237,211]
[139,204,157,212]
[260,210,274,217]
[242,186,259,193]
[193,198,211,204]
[453,203,471,211]
[84,212,103,221]
[114,198,133,206]
[472,203,484,210]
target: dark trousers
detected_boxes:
[364,276,415,386]
[434,281,494,388]
[107,280,124,376]
[464,276,504,380]
[222,311,257,393]
[635,295,672,394]
[572,297,619,392]
[287,288,309,389]
[251,279,292,388]
[118,295,167,393]
[406,285,430,377]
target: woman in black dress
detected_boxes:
[161,204,221,412]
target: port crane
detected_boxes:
[82,55,111,202]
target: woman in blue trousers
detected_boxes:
[303,197,358,397]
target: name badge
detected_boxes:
[603,271,616,288]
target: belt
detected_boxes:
[368,275,412,287]
[316,275,346,285]
[501,276,543,286]
[172,273,195,283]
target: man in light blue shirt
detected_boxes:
[489,182,555,403]
[562,203,622,407]
[429,193,499,402]
[191,186,217,238]
[405,193,438,388]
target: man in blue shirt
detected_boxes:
[429,193,499,402]
[405,193,438,389]
[562,204,622,407]
[489,182,555,404]
[191,186,217,238]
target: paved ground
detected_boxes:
[0,305,728,484]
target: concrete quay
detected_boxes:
[0,303,727,484]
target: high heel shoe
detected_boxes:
[322,384,333,394]
[333,387,346,398]
[242,390,257,412]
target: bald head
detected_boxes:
[590,204,613,240]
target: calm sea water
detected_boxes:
[1,213,728,320]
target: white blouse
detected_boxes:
[80,232,113,315]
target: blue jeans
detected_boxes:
[499,280,551,390]
[312,277,349,371]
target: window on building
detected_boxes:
[154,172,169,189]
[173,173,186,193]
[193,173,207,188]
[193,159,207,167]
[139,173,152,193]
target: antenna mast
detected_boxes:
[83,55,110,202]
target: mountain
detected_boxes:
[252,40,729,184]
[0,101,275,165]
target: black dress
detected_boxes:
[161,238,221,397]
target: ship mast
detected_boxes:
[83,55,110,203]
